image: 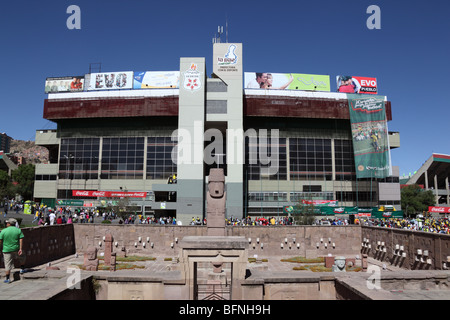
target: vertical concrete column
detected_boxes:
[446,176,449,205]
[434,174,439,205]
[212,43,244,219]
[331,138,336,181]
[177,58,206,225]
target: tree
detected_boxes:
[401,184,435,216]
[11,164,35,200]
[292,202,317,225]
[0,170,14,199]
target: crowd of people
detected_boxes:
[362,217,450,234]
[30,206,118,225]
[226,216,295,226]
[122,215,178,225]
[3,198,450,235]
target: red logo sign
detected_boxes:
[429,206,450,214]
[72,190,147,198]
[353,76,378,94]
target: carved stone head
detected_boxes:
[208,168,225,198]
[86,246,97,260]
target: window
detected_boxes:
[101,137,144,179]
[289,138,332,181]
[245,137,287,181]
[59,138,100,179]
[334,139,356,181]
[248,192,288,202]
[146,137,177,180]
[35,174,57,181]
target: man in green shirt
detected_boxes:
[0,218,26,283]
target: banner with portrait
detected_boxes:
[88,71,133,91]
[244,72,330,91]
[337,75,378,94]
[45,76,84,93]
[347,94,391,178]
[133,71,180,89]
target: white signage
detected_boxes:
[88,71,133,91]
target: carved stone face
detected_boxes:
[209,182,224,198]
[208,169,225,198]
[335,258,346,270]
[86,246,97,260]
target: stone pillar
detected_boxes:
[110,253,116,272]
[104,234,113,267]
[362,254,368,271]
[83,246,99,271]
[206,169,226,236]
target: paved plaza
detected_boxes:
[1,212,450,300]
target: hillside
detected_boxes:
[10,139,49,164]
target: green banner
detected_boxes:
[56,199,84,206]
[347,94,391,178]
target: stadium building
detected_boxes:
[34,43,401,224]
[405,153,450,214]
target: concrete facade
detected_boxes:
[34,42,401,226]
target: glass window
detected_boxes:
[59,138,100,180]
[146,137,177,180]
[289,138,332,181]
[99,137,145,179]
[245,137,286,181]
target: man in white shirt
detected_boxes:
[49,211,56,225]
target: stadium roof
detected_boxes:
[407,153,450,190]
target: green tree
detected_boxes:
[401,184,435,216]
[11,164,35,200]
[0,170,14,199]
[292,202,317,225]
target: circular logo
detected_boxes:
[358,165,364,172]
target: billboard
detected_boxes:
[45,76,84,93]
[72,190,147,198]
[245,72,330,91]
[133,71,180,89]
[301,200,338,206]
[88,71,133,91]
[429,206,450,214]
[347,94,391,178]
[213,43,242,76]
[337,75,378,94]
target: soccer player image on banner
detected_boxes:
[347,94,391,179]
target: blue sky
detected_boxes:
[1,0,449,177]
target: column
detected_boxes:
[177,57,206,225]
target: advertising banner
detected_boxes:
[429,206,450,214]
[72,190,147,198]
[301,200,338,206]
[88,71,133,91]
[133,71,180,89]
[213,43,242,76]
[245,72,330,91]
[56,199,85,206]
[337,75,378,94]
[347,94,391,178]
[45,76,84,93]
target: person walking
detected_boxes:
[0,218,26,283]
